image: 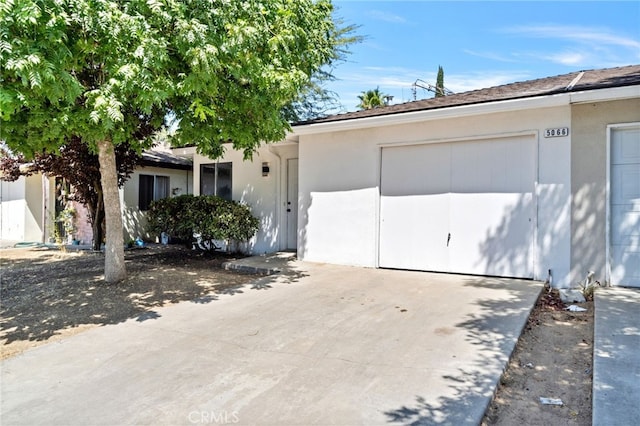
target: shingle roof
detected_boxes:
[298,65,640,125]
[141,150,192,170]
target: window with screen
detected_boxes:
[200,162,232,201]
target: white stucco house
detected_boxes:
[1,172,47,243]
[0,149,192,246]
[122,150,193,241]
[174,64,640,288]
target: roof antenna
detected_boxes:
[412,79,454,100]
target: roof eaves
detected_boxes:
[296,65,640,126]
[300,88,570,126]
[293,91,575,136]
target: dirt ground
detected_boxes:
[482,287,594,425]
[1,245,593,423]
[0,244,255,360]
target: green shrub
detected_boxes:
[146,195,260,252]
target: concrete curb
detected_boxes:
[222,251,297,275]
[592,286,640,426]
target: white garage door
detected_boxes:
[379,137,537,278]
[610,126,640,287]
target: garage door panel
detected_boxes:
[611,247,640,285]
[449,193,534,277]
[381,143,450,196]
[451,142,495,192]
[379,137,536,279]
[610,126,640,287]
[611,166,640,204]
[379,194,450,271]
[611,209,640,244]
[612,127,640,164]
[450,139,536,194]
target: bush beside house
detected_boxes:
[146,195,260,253]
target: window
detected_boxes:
[139,174,170,210]
[200,162,232,201]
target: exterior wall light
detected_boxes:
[262,162,270,177]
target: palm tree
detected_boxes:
[357,87,390,110]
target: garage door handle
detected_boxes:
[447,233,451,247]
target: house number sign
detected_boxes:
[544,127,569,138]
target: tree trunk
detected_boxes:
[91,194,105,252]
[97,139,126,283]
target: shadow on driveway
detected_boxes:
[384,276,541,425]
[0,246,307,356]
[1,261,539,425]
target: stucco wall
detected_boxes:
[188,142,299,254]
[298,132,380,268]
[121,166,191,241]
[571,98,640,285]
[1,177,27,242]
[0,174,47,243]
[24,174,44,242]
[298,105,573,285]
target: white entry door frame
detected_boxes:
[286,158,299,250]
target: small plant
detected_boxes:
[579,271,598,301]
[58,205,76,240]
[49,207,74,246]
[51,220,63,244]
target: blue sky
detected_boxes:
[326,1,640,112]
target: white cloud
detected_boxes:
[517,47,635,69]
[463,49,519,63]
[465,47,595,68]
[540,51,589,66]
[341,66,434,88]
[503,24,640,50]
[366,10,407,24]
[494,24,640,69]
[444,71,532,93]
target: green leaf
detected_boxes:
[1,0,347,158]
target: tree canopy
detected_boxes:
[283,16,361,122]
[1,0,344,282]
[1,0,341,158]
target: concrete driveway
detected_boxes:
[1,259,541,425]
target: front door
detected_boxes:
[286,158,299,250]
